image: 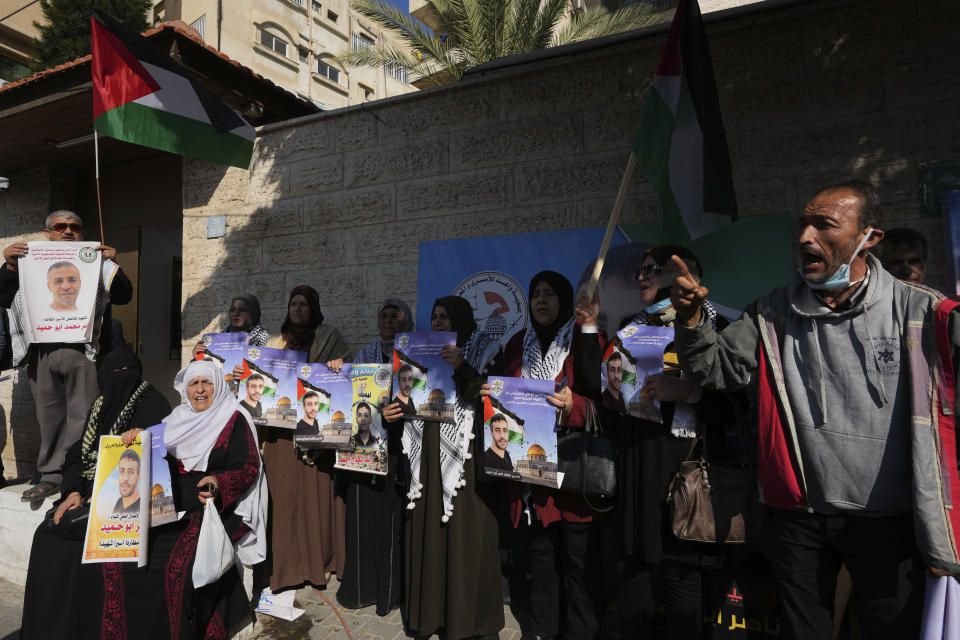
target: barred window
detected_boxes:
[190,14,206,39]
[385,62,408,84]
[352,32,374,52]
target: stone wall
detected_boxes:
[180,0,960,357]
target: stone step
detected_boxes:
[0,482,59,588]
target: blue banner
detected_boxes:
[417,227,628,349]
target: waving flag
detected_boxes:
[634,0,737,241]
[91,8,254,169]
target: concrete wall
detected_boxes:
[179,0,960,358]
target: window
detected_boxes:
[362,85,374,101]
[312,1,321,11]
[190,14,206,39]
[317,60,340,83]
[259,28,288,57]
[289,0,305,6]
[327,9,338,22]
[298,47,308,62]
[0,54,31,84]
[352,32,374,51]
[385,62,408,83]
[153,1,165,24]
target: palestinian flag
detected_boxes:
[602,342,637,385]
[393,349,428,389]
[483,396,525,445]
[634,0,737,241]
[297,378,331,412]
[238,359,278,397]
[91,8,254,169]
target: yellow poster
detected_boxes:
[82,433,151,566]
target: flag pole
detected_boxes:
[93,130,106,243]
[586,151,637,299]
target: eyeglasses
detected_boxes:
[634,264,663,280]
[47,223,83,233]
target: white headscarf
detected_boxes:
[163,359,268,566]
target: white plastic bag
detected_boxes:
[192,500,235,588]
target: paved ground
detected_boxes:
[0,577,523,640]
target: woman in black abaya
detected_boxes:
[20,348,171,640]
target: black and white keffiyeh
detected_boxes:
[402,329,500,523]
[520,315,576,381]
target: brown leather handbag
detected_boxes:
[664,394,763,544]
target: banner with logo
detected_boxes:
[482,376,559,487]
[18,241,104,343]
[144,423,177,527]
[82,433,152,565]
[294,363,354,449]
[417,227,629,349]
[393,332,457,423]
[236,346,307,428]
[335,363,392,475]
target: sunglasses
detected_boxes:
[47,223,83,233]
[634,264,663,280]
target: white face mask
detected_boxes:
[802,228,873,291]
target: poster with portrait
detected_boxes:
[293,363,354,450]
[600,323,674,422]
[392,332,458,423]
[335,363,392,476]
[482,377,559,488]
[17,241,108,343]
[144,423,177,527]
[82,433,152,566]
[235,346,308,428]
[198,332,250,398]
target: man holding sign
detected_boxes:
[0,210,133,502]
[671,181,957,639]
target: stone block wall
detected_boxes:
[179,0,960,357]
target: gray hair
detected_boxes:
[44,210,83,229]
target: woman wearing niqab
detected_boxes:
[21,348,171,639]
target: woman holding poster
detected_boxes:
[390,295,504,640]
[94,359,266,640]
[259,285,352,592]
[19,348,170,640]
[192,293,271,357]
[331,297,413,615]
[502,270,607,640]
[596,246,750,640]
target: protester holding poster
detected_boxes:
[19,348,170,640]
[392,295,505,640]
[502,270,607,640]
[593,245,753,640]
[354,297,414,364]
[96,359,265,640]
[0,210,133,502]
[258,285,351,593]
[191,293,271,357]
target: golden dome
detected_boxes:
[277,397,291,406]
[527,444,547,458]
[151,484,165,497]
[378,391,389,406]
[428,389,446,403]
[332,411,345,422]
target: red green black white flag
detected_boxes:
[634,0,737,241]
[91,8,254,169]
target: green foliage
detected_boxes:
[335,0,665,86]
[32,0,151,71]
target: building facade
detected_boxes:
[153,0,417,109]
[0,0,42,86]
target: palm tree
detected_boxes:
[335,0,666,86]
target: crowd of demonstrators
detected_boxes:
[8,180,960,640]
[1,211,133,502]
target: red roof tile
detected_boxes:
[0,20,310,109]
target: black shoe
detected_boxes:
[22,481,59,502]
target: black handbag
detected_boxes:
[42,501,91,541]
[557,398,615,511]
[665,394,764,544]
